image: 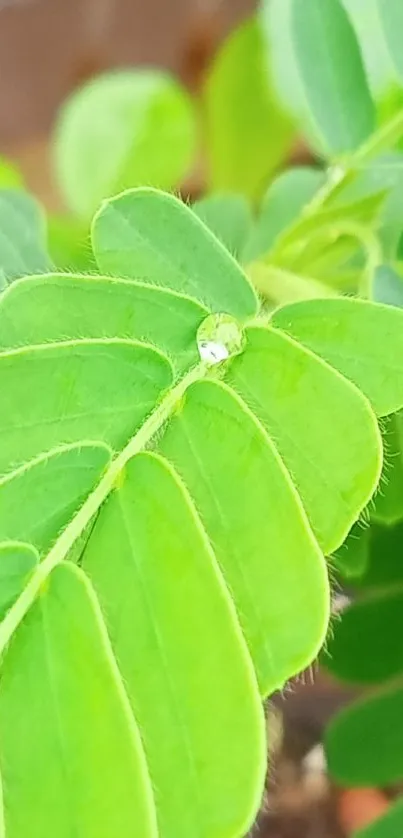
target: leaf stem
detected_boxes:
[304,110,403,216]
[0,362,208,654]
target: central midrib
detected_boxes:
[0,360,209,654]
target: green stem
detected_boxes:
[0,361,208,654]
[305,110,403,217]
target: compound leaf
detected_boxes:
[0,186,394,837]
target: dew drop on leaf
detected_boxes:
[197,313,245,365]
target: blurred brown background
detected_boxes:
[0,0,256,205]
[0,0,255,145]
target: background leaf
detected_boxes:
[324,589,403,683]
[260,0,320,146]
[243,167,324,263]
[326,684,403,785]
[372,413,403,526]
[377,0,403,82]
[332,521,370,579]
[204,16,294,199]
[373,264,403,306]
[54,70,196,219]
[355,797,403,837]
[0,158,23,190]
[290,0,375,154]
[47,215,94,272]
[342,0,398,97]
[339,153,403,260]
[192,194,252,260]
[0,190,49,288]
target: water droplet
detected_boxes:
[197,313,245,366]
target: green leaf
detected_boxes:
[204,16,294,199]
[0,158,23,190]
[372,413,403,525]
[0,186,393,836]
[92,188,259,320]
[332,521,370,579]
[377,0,403,82]
[323,589,403,683]
[192,194,252,260]
[342,0,398,97]
[373,264,403,307]
[271,191,386,264]
[0,542,38,620]
[355,797,403,838]
[47,215,94,272]
[260,0,321,147]
[0,190,49,287]
[226,325,381,553]
[0,274,206,376]
[54,70,196,219]
[0,339,172,475]
[290,0,375,154]
[326,684,403,784]
[360,520,403,588]
[247,263,337,307]
[159,378,330,695]
[0,562,157,838]
[83,453,265,838]
[243,167,325,263]
[0,443,112,554]
[272,298,403,416]
[340,153,403,260]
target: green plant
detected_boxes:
[2,0,403,835]
[2,183,401,837]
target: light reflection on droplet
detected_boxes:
[197,313,245,366]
